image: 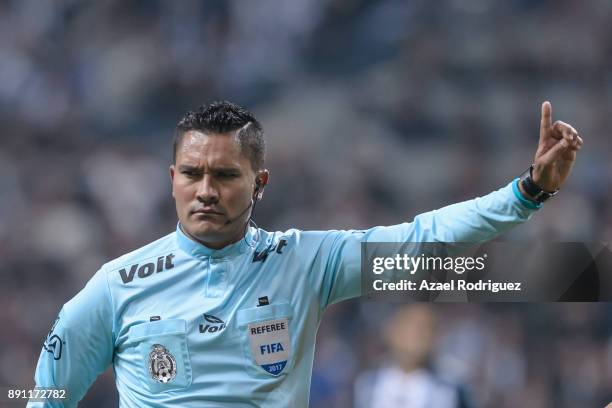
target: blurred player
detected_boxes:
[354,305,472,408]
[29,100,582,407]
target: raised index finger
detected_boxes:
[541,101,552,131]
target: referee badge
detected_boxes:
[247,318,291,376]
[148,344,177,383]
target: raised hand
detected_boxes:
[531,101,583,192]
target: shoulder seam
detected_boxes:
[100,264,117,346]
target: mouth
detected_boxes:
[192,208,224,216]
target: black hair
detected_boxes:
[174,101,265,170]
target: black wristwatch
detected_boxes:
[519,165,559,203]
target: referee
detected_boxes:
[29,100,582,407]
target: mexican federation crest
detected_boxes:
[148,344,177,383]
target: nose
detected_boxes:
[196,174,219,204]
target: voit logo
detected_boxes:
[199,314,226,334]
[43,316,64,360]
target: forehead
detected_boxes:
[176,131,249,167]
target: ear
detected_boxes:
[255,169,270,200]
[169,165,176,198]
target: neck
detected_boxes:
[180,224,247,250]
[396,356,428,374]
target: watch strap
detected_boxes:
[519,165,558,203]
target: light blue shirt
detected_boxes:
[29,180,538,407]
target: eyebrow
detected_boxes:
[177,164,200,172]
[177,164,241,173]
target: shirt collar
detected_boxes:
[176,222,256,259]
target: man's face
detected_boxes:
[170,130,262,249]
[385,305,436,370]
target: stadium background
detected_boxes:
[1,0,611,406]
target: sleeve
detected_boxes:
[315,180,540,308]
[27,267,115,408]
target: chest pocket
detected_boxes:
[128,319,192,393]
[237,303,294,377]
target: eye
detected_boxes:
[217,171,239,179]
[181,170,200,178]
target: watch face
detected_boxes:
[532,186,558,203]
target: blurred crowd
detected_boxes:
[1,0,611,406]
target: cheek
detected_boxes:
[172,182,195,206]
[221,184,252,207]
[221,187,241,204]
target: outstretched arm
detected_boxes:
[317,102,584,305]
